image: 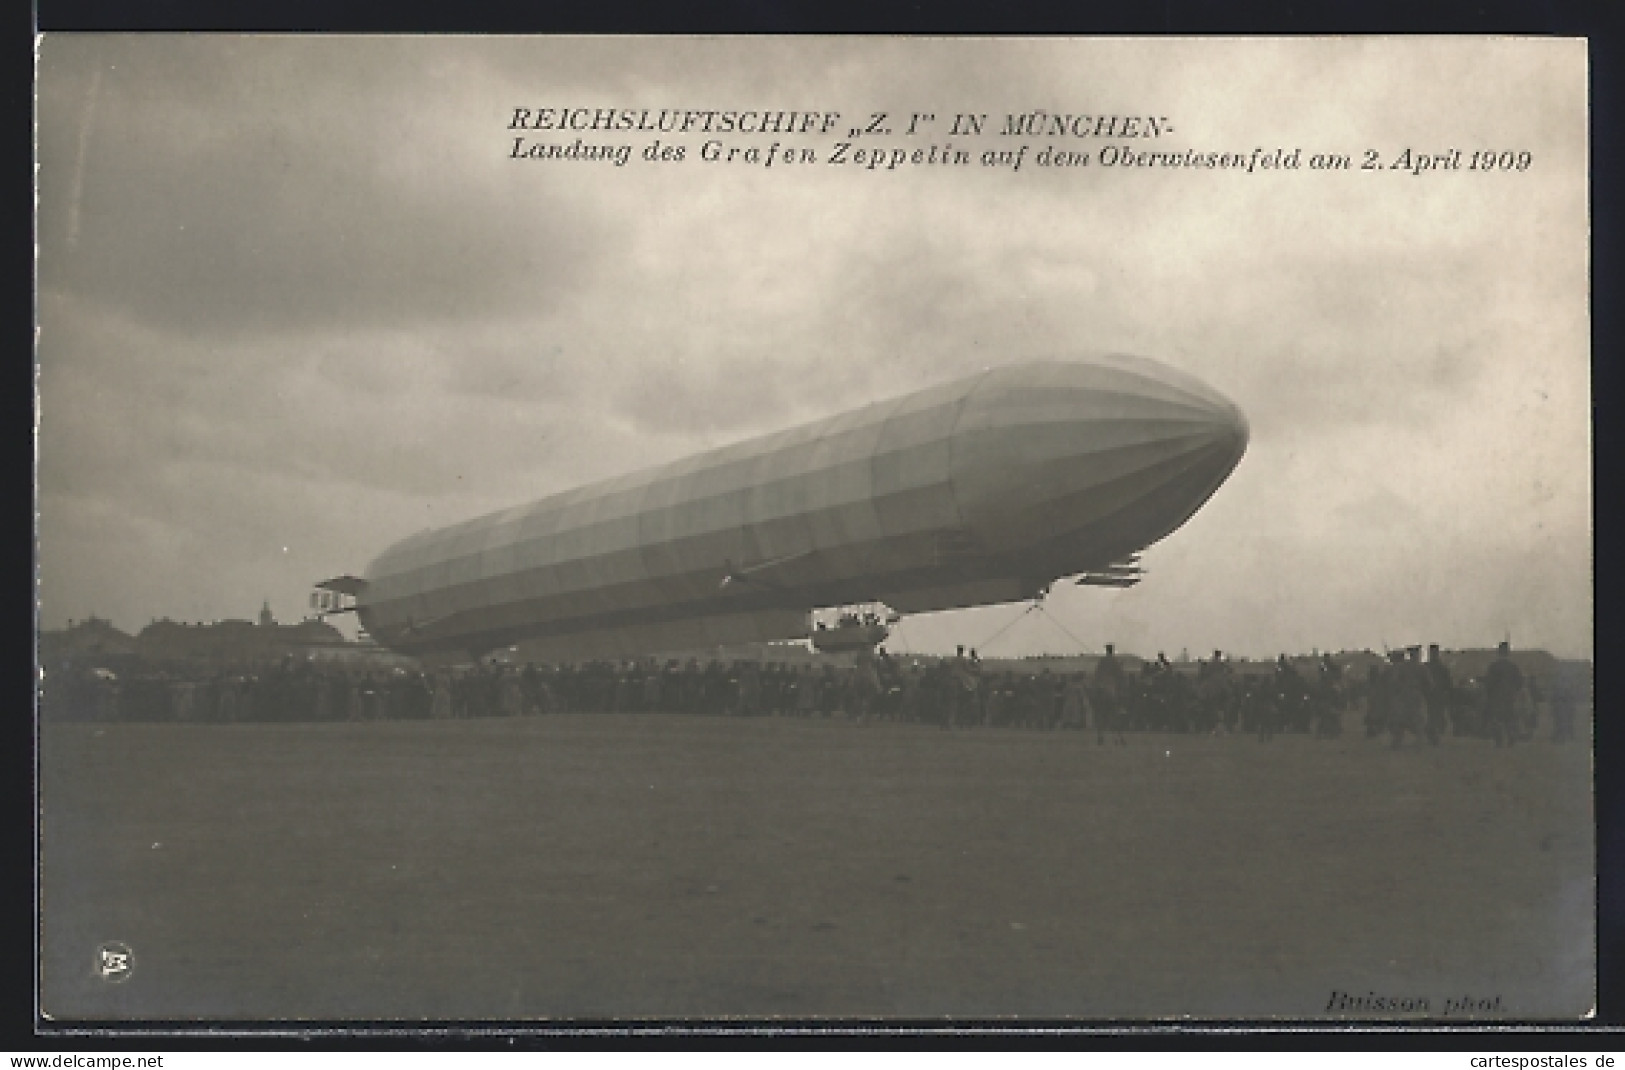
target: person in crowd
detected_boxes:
[1364,663,1387,738]
[1196,651,1230,735]
[430,672,454,719]
[1484,641,1526,748]
[1092,645,1127,744]
[1059,673,1091,731]
[1262,655,1299,739]
[1549,664,1584,744]
[1314,654,1343,738]
[1424,644,1454,741]
[1384,650,1426,749]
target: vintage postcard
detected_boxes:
[34,36,1592,1024]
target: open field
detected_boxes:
[40,714,1593,1021]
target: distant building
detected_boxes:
[133,605,346,667]
[1443,647,1564,686]
[38,615,138,666]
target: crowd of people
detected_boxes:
[40,639,1585,746]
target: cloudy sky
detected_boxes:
[35,36,1590,659]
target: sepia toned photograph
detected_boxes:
[34,35,1592,1023]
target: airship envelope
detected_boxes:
[344,355,1248,661]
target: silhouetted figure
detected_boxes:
[1484,641,1525,748]
[1386,650,1427,748]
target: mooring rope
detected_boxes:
[973,601,1042,656]
[1036,601,1092,656]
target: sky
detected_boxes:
[34,36,1592,659]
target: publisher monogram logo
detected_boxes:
[96,941,133,982]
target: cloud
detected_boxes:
[37,36,618,337]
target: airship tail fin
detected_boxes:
[1075,554,1145,588]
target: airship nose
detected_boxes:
[947,357,1250,563]
[1211,397,1249,473]
[1121,353,1249,480]
[1162,388,1250,513]
[1133,357,1249,473]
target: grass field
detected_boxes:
[40,714,1594,1021]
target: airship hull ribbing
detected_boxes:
[357,356,1248,661]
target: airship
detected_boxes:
[317,355,1247,663]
